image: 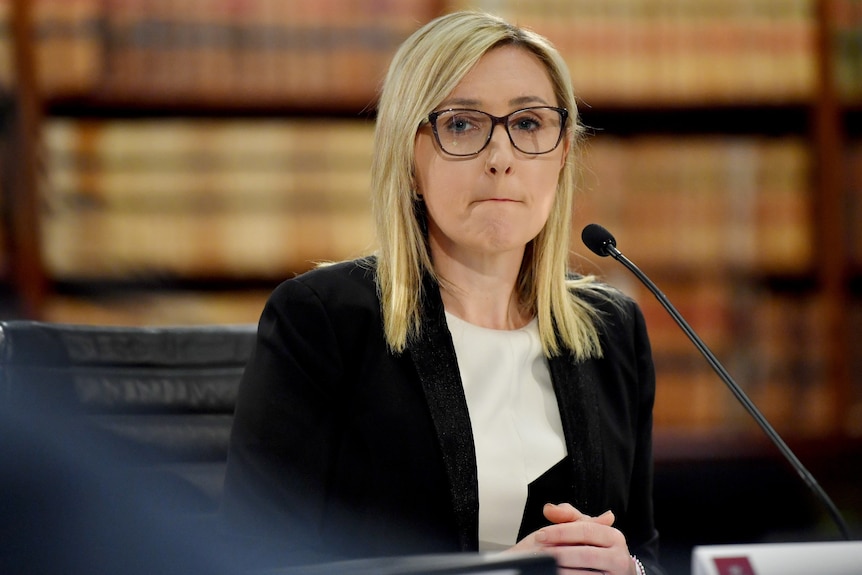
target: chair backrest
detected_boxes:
[0,320,257,511]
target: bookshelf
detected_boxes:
[0,1,860,446]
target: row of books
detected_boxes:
[635,279,834,437]
[0,0,436,106]
[3,0,862,105]
[574,135,813,275]
[42,118,376,279]
[455,0,818,104]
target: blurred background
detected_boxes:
[0,1,860,573]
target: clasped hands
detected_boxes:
[507,503,637,575]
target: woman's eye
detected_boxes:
[513,117,541,131]
[447,117,475,133]
[452,119,469,131]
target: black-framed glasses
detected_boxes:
[426,106,568,157]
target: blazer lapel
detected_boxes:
[548,354,605,514]
[407,279,479,551]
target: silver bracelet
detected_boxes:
[631,555,646,575]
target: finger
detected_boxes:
[593,510,615,526]
[543,503,616,527]
[542,502,589,524]
[536,520,623,549]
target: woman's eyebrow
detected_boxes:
[438,97,482,108]
[437,95,551,110]
[509,95,551,107]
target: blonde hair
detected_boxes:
[372,11,606,359]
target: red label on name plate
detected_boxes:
[713,556,756,575]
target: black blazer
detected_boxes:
[222,258,663,573]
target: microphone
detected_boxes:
[581,223,851,540]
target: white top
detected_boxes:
[445,312,567,551]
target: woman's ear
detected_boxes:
[559,135,571,170]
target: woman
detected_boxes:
[222,11,663,575]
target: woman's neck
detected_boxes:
[432,244,530,331]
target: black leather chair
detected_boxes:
[0,320,257,512]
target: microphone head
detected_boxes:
[581,224,617,257]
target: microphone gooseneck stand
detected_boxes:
[581,223,852,541]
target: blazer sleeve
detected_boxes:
[621,297,666,575]
[220,276,348,566]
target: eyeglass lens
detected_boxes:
[432,107,564,156]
